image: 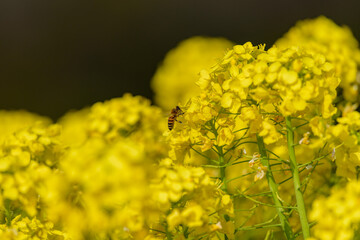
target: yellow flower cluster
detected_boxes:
[310,181,360,240]
[60,93,168,158]
[149,160,234,239]
[170,41,339,164]
[9,94,226,240]
[151,36,234,110]
[326,111,360,179]
[87,94,162,139]
[0,215,67,240]
[0,123,63,216]
[0,110,51,143]
[276,16,360,102]
[40,94,169,239]
[0,111,67,238]
[1,16,360,240]
[167,41,344,239]
[41,137,155,239]
[202,43,338,119]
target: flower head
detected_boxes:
[276,16,360,103]
[310,181,360,240]
[151,36,233,110]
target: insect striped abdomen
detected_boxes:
[168,116,175,130]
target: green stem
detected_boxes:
[285,117,310,239]
[216,147,229,240]
[257,135,295,240]
[217,146,227,192]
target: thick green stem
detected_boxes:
[257,135,295,240]
[285,117,310,239]
[215,145,229,239]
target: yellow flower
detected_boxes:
[41,137,154,239]
[326,118,360,179]
[276,16,360,103]
[258,120,282,145]
[310,181,360,240]
[167,209,182,230]
[151,36,233,110]
[0,122,63,217]
[58,108,90,147]
[217,127,234,146]
[61,94,169,160]
[210,43,338,119]
[181,204,205,228]
[221,92,234,108]
[150,162,233,238]
[0,215,67,240]
[337,111,360,131]
[0,110,51,144]
[309,116,327,137]
[279,68,298,85]
[322,94,337,118]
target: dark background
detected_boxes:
[1,0,359,120]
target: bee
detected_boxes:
[168,106,184,130]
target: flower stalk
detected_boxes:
[216,146,227,192]
[285,116,310,239]
[256,135,295,240]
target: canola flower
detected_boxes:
[276,16,360,103]
[0,215,67,240]
[0,16,360,240]
[310,181,360,240]
[326,111,360,179]
[47,94,169,239]
[41,137,155,239]
[0,110,51,143]
[59,94,168,159]
[151,36,234,111]
[168,41,341,239]
[148,159,234,239]
[0,112,66,239]
[0,123,64,216]
[44,94,232,239]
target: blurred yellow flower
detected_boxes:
[151,36,233,110]
[0,110,51,144]
[310,181,360,240]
